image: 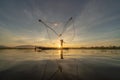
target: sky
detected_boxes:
[0,0,120,47]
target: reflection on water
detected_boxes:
[59,50,64,59]
[0,49,120,69]
[0,49,120,80]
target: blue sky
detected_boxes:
[0,0,120,47]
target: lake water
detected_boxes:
[0,49,120,80]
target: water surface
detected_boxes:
[0,49,120,80]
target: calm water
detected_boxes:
[0,49,120,80]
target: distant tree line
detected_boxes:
[72,46,120,49]
[0,45,120,49]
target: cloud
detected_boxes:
[0,0,120,46]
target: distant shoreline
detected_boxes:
[0,46,120,50]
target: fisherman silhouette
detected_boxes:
[60,39,63,48]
